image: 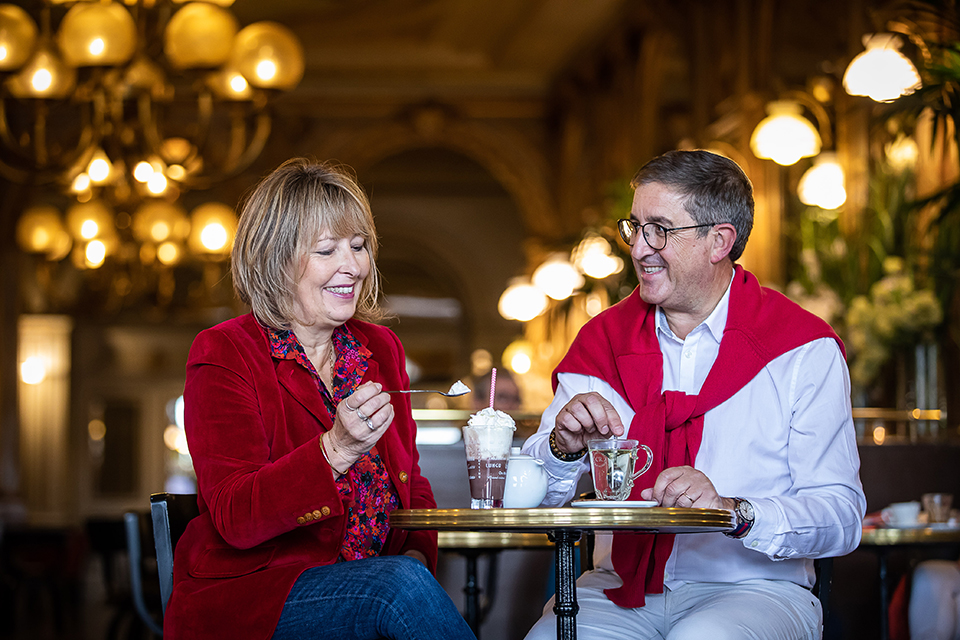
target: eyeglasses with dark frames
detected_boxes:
[617,218,721,251]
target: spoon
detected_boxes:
[387,380,471,397]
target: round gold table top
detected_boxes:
[391,507,735,534]
[860,525,960,546]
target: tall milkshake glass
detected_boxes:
[462,408,516,509]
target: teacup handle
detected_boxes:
[631,444,654,480]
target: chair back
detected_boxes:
[150,493,200,617]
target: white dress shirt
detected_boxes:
[522,280,866,590]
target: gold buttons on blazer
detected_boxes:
[399,471,409,483]
[303,512,314,522]
[297,516,306,525]
[312,509,322,519]
[321,506,330,516]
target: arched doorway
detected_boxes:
[361,147,527,386]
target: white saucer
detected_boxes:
[571,499,658,508]
[928,522,960,530]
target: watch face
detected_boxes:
[738,499,755,521]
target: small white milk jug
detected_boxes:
[502,447,548,508]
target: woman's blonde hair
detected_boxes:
[231,158,382,329]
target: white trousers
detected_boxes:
[909,560,960,640]
[523,568,822,640]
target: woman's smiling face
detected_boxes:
[292,232,371,332]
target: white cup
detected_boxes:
[881,501,921,526]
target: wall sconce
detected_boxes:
[797,152,847,209]
[843,34,922,103]
[750,100,822,166]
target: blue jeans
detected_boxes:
[272,555,476,640]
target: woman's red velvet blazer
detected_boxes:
[164,313,438,639]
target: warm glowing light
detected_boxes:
[873,425,886,445]
[147,172,168,194]
[87,150,112,183]
[229,73,248,93]
[502,340,534,375]
[750,101,821,166]
[200,222,228,251]
[88,419,106,441]
[0,46,7,62]
[256,59,277,81]
[85,240,106,267]
[798,153,846,209]
[31,68,52,92]
[163,425,180,450]
[72,173,91,192]
[20,356,46,385]
[532,255,584,301]
[167,164,186,181]
[498,279,548,321]
[586,291,604,317]
[157,241,180,264]
[162,424,190,454]
[150,221,171,242]
[133,161,154,182]
[572,236,624,279]
[80,219,99,239]
[88,38,105,57]
[886,134,919,172]
[843,34,921,103]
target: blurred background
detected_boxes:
[1,0,960,638]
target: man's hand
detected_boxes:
[553,392,625,454]
[639,465,736,510]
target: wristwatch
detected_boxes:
[726,497,755,539]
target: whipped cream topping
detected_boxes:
[447,380,471,396]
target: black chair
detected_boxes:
[150,493,200,616]
[125,493,200,635]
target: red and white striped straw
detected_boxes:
[489,368,497,409]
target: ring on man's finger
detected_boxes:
[345,400,357,412]
[364,417,376,431]
[356,409,368,421]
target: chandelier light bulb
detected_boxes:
[843,34,921,103]
[133,161,154,183]
[87,149,112,183]
[750,100,821,166]
[502,339,535,375]
[80,219,99,239]
[31,68,52,92]
[57,1,136,67]
[85,239,107,268]
[157,241,180,265]
[0,5,38,71]
[200,222,228,251]
[147,172,168,195]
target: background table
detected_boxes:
[392,507,735,640]
[438,531,554,636]
[860,525,960,640]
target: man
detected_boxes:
[522,150,865,639]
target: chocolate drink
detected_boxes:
[466,457,508,507]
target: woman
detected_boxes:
[166,159,475,640]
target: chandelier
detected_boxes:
[1,0,303,286]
